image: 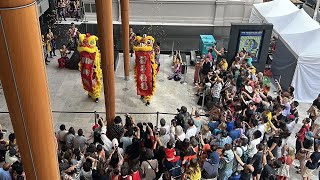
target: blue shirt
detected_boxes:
[208,121,219,131]
[208,151,220,164]
[215,136,232,148]
[0,168,11,180]
[229,129,241,141]
[226,121,234,132]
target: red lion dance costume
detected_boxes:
[78,33,102,103]
[133,35,158,106]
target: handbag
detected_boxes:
[202,159,218,178]
[276,156,290,178]
[141,160,156,179]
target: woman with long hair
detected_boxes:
[186,158,201,180]
[168,51,183,81]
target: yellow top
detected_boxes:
[189,166,201,180]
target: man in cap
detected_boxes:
[108,116,124,141]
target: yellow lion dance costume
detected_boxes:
[133,34,158,106]
[78,33,102,103]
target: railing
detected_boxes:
[0,110,208,129]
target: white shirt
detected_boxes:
[257,123,267,141]
[5,152,19,165]
[211,82,222,98]
[236,145,248,158]
[56,130,68,142]
[100,126,113,152]
[185,126,197,140]
[286,121,296,133]
[161,125,171,135]
[248,138,261,158]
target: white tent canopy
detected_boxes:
[250,0,320,103]
[266,9,320,35]
[249,0,299,23]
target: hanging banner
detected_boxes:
[80,51,96,93]
[135,51,153,96]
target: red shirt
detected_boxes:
[278,155,293,166]
[131,170,141,180]
[297,124,310,142]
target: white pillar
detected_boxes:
[242,0,253,22]
[214,0,226,26]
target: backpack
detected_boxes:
[202,159,218,179]
[240,146,249,164]
[0,140,6,162]
[173,74,181,81]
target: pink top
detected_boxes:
[208,52,213,61]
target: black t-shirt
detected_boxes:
[260,164,276,180]
[313,99,320,109]
[236,76,243,88]
[240,171,252,180]
[306,151,320,170]
[303,139,313,150]
[202,62,211,75]
[217,53,226,64]
[251,152,263,170]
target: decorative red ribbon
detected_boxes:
[80,51,96,93]
[135,51,153,96]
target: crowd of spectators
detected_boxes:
[51,45,320,180]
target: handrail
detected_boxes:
[0,111,204,116]
[0,110,208,130]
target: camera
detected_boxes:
[143,122,147,126]
[133,127,138,131]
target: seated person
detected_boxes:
[58,44,71,68]
[168,52,182,81]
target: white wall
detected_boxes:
[82,0,263,26]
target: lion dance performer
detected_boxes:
[133,34,158,106]
[78,33,102,103]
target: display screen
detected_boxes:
[238,31,263,63]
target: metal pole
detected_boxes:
[201,86,206,113]
[169,41,174,57]
[156,111,159,128]
[313,0,320,20]
[180,63,187,84]
[82,1,88,23]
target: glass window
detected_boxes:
[91,4,96,13]
[84,3,91,13]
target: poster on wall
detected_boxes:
[237,31,263,62]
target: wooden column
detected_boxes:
[121,0,130,80]
[95,0,116,126]
[0,1,59,179]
